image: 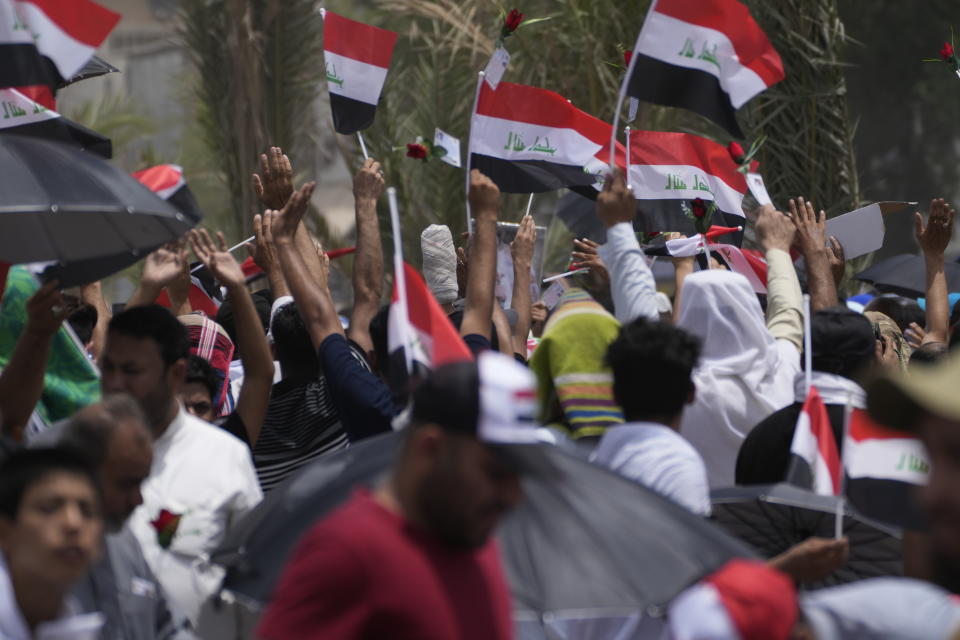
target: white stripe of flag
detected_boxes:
[324,50,389,107]
[627,162,745,216]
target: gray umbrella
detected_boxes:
[213,433,755,632]
[710,484,902,589]
[855,253,960,297]
[0,135,197,286]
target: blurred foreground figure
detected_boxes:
[258,352,534,640]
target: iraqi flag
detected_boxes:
[0,87,111,157]
[786,386,842,497]
[321,10,397,135]
[0,0,120,91]
[844,409,929,530]
[132,164,204,225]
[470,81,623,194]
[387,261,472,388]
[627,129,746,237]
[624,0,784,138]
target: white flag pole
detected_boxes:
[835,395,853,540]
[190,235,256,273]
[609,0,657,172]
[525,193,534,217]
[387,187,412,377]
[803,293,813,394]
[624,125,632,190]
[464,71,485,235]
[356,131,370,160]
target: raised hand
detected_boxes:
[915,198,956,257]
[189,228,245,289]
[468,169,500,219]
[789,197,827,256]
[252,146,295,210]
[246,214,280,273]
[827,236,845,288]
[571,237,609,279]
[264,181,317,245]
[755,204,795,252]
[353,157,385,203]
[142,239,188,289]
[511,215,536,266]
[596,169,635,229]
[25,280,68,338]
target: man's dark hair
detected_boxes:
[60,395,149,467]
[0,447,99,520]
[606,319,701,422]
[911,341,949,365]
[62,294,98,345]
[864,295,924,334]
[270,302,319,374]
[810,306,875,380]
[216,290,272,361]
[185,355,219,401]
[411,361,480,436]
[108,304,189,366]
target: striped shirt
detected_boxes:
[252,344,370,492]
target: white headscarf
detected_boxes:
[678,270,801,487]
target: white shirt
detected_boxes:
[127,407,262,625]
[0,552,104,640]
[591,422,712,516]
[597,222,660,325]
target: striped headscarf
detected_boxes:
[529,288,623,440]
[179,314,235,416]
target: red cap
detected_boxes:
[705,560,798,640]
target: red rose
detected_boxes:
[406,143,428,160]
[941,42,955,61]
[749,159,760,173]
[727,141,745,163]
[623,50,633,67]
[691,198,707,219]
[648,231,660,238]
[150,508,183,549]
[504,9,524,33]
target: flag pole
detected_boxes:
[803,293,813,394]
[190,236,255,273]
[356,132,370,160]
[835,395,853,540]
[525,193,534,217]
[624,125,632,190]
[387,186,412,376]
[464,71,485,235]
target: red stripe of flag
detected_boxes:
[401,262,472,366]
[653,0,784,87]
[476,82,611,147]
[848,409,915,442]
[322,10,397,69]
[15,85,55,110]
[132,164,183,194]
[629,130,747,193]
[806,387,842,494]
[24,0,121,48]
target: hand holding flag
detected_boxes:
[596,168,635,229]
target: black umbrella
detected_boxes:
[856,254,960,298]
[710,484,902,589]
[212,433,754,631]
[0,135,197,286]
[58,56,120,88]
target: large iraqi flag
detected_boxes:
[321,10,397,135]
[624,0,784,138]
[469,81,623,194]
[0,0,120,91]
[627,129,746,237]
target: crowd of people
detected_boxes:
[2,142,960,639]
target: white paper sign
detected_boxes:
[433,128,461,168]
[825,203,885,260]
[541,280,565,310]
[483,47,510,90]
[746,172,772,206]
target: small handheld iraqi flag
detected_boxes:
[321,10,397,135]
[0,87,111,157]
[787,386,842,497]
[469,81,622,194]
[131,164,204,226]
[0,0,120,91]
[624,0,784,138]
[627,130,747,237]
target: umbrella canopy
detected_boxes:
[0,135,198,286]
[710,484,902,589]
[213,432,754,631]
[855,254,960,298]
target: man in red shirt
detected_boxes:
[258,351,537,640]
